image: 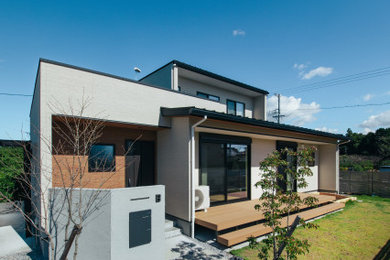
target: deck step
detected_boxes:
[217,202,345,247]
[165,226,182,239]
[165,219,174,229]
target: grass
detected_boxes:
[230,195,390,260]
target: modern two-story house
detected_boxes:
[30,59,347,241]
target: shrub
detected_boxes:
[0,147,24,202]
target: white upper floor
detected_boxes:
[140,60,268,120]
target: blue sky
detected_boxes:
[1,0,390,139]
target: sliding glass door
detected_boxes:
[227,144,249,201]
[199,133,251,205]
[199,142,226,203]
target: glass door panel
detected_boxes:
[227,144,248,201]
[200,142,226,203]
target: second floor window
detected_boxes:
[197,91,220,102]
[227,100,245,117]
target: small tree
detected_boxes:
[0,97,141,259]
[249,146,319,260]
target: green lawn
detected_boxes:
[231,195,390,260]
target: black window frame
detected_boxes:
[226,99,245,117]
[196,91,220,102]
[88,144,116,172]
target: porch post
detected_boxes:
[190,116,207,238]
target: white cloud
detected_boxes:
[302,66,333,80]
[232,29,246,36]
[386,91,390,95]
[363,94,373,101]
[293,63,307,70]
[359,110,390,133]
[362,128,374,134]
[315,127,339,134]
[267,95,320,126]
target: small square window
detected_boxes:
[88,144,115,172]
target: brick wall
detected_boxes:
[52,122,156,189]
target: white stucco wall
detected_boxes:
[297,145,319,193]
[319,144,339,192]
[40,62,227,127]
[30,72,43,222]
[31,60,231,226]
[157,117,191,221]
[178,77,254,118]
[250,138,276,199]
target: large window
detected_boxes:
[227,100,245,117]
[197,91,220,102]
[88,144,115,172]
[199,133,251,205]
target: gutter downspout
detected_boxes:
[190,115,207,238]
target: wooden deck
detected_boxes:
[195,193,345,247]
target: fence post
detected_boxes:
[371,171,374,195]
[349,170,352,194]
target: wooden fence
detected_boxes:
[339,171,390,197]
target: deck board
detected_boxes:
[195,193,336,231]
[217,202,345,247]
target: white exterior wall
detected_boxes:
[157,117,191,221]
[32,61,229,226]
[178,77,255,118]
[319,144,339,192]
[297,144,319,193]
[250,138,276,199]
[41,62,227,127]
[30,72,43,222]
[253,95,267,120]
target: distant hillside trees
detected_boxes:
[341,128,390,158]
[340,127,390,170]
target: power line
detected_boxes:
[278,66,390,94]
[296,101,390,111]
[0,92,32,97]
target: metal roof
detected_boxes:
[140,60,269,95]
[160,106,348,141]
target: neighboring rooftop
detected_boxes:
[140,60,269,95]
[160,106,348,141]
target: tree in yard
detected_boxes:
[0,146,24,202]
[249,145,319,260]
[0,97,140,260]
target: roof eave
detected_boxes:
[160,107,348,141]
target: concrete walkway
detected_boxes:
[0,226,31,259]
[166,234,233,260]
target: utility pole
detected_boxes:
[272,93,285,123]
